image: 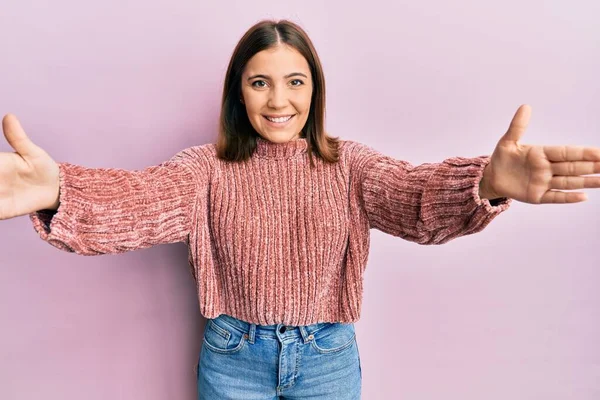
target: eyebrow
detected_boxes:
[247,72,308,81]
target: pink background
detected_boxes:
[1,1,599,399]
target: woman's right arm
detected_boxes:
[1,113,211,256]
[30,150,206,255]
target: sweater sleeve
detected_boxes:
[29,147,209,255]
[347,141,511,245]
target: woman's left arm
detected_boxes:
[350,143,511,245]
[351,104,599,245]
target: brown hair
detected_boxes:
[216,19,339,165]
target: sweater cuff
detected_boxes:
[438,155,512,214]
[29,163,77,252]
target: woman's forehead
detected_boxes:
[244,46,310,78]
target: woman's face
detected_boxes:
[240,44,313,143]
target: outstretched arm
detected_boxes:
[29,147,208,255]
[1,113,208,255]
[348,140,511,245]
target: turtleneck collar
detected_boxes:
[254,136,308,159]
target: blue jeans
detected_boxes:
[197,313,362,399]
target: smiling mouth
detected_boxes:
[263,115,295,123]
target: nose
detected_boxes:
[267,85,287,109]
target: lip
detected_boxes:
[263,114,295,118]
[262,114,295,128]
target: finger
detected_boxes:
[551,161,600,176]
[540,190,588,204]
[500,104,531,142]
[2,114,44,158]
[544,145,600,162]
[551,176,600,190]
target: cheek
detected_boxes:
[245,103,262,120]
[299,101,312,117]
[302,91,313,111]
[294,94,312,114]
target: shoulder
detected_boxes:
[337,139,383,165]
[165,143,218,178]
[171,143,217,163]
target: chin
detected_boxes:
[261,131,300,143]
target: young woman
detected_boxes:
[1,19,598,400]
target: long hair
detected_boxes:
[216,19,339,165]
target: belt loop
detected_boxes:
[298,326,310,344]
[248,323,256,344]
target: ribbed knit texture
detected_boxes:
[30,137,511,325]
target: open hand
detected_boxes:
[0,114,60,220]
[481,105,600,204]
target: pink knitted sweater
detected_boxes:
[30,137,511,326]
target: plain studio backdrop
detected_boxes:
[1,1,598,399]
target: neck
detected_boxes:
[254,136,308,159]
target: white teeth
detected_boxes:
[266,115,292,123]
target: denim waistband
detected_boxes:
[211,313,344,344]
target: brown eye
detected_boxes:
[252,80,267,88]
[290,79,304,86]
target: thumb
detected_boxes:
[500,104,532,143]
[2,114,44,158]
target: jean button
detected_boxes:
[279,326,286,333]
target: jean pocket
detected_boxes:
[310,322,356,354]
[202,319,247,354]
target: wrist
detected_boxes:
[479,164,500,200]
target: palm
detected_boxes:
[485,105,600,204]
[0,114,59,220]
